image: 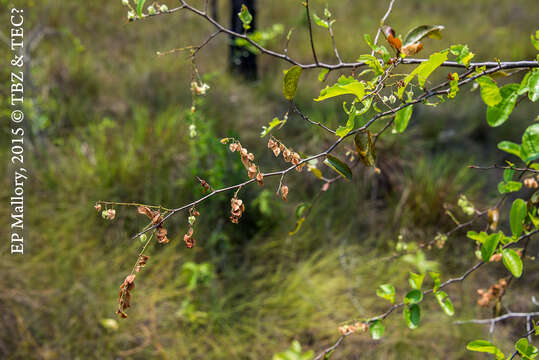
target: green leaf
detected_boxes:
[448,72,459,99]
[498,181,522,194]
[283,65,302,100]
[136,0,146,17]
[502,248,523,277]
[510,199,527,238]
[315,76,365,102]
[397,51,448,98]
[403,304,420,329]
[354,131,376,167]
[394,105,413,133]
[486,83,519,127]
[480,232,501,261]
[312,13,328,28]
[527,71,539,102]
[476,76,502,107]
[403,25,444,47]
[504,168,515,182]
[369,320,385,340]
[429,272,441,292]
[261,117,287,137]
[467,231,489,244]
[516,338,539,359]
[376,284,395,304]
[323,155,352,180]
[532,30,539,51]
[434,291,454,316]
[238,5,252,31]
[450,44,474,66]
[318,68,329,82]
[404,289,423,304]
[409,272,425,290]
[498,141,522,159]
[466,340,505,360]
[357,54,384,76]
[521,123,539,162]
[335,105,356,138]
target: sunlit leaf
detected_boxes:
[450,44,474,66]
[394,105,413,133]
[498,181,522,194]
[521,123,539,162]
[475,76,502,107]
[527,71,539,102]
[497,141,521,159]
[376,284,395,304]
[409,272,425,290]
[323,155,352,180]
[369,320,385,340]
[335,105,356,138]
[315,75,365,102]
[510,199,527,238]
[261,117,287,137]
[480,232,501,261]
[404,289,423,304]
[502,248,523,277]
[434,291,454,316]
[515,338,538,359]
[312,13,329,28]
[398,51,448,98]
[466,340,505,360]
[358,54,384,76]
[429,272,441,292]
[486,84,519,127]
[282,65,302,100]
[238,5,253,30]
[318,68,329,82]
[136,0,146,17]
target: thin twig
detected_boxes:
[371,0,396,56]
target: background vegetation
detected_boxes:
[1,0,538,358]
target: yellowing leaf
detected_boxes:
[283,65,302,100]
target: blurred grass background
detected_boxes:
[0,0,538,358]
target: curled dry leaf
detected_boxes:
[476,278,507,307]
[156,227,169,244]
[117,274,136,318]
[281,185,289,201]
[135,255,149,273]
[230,197,245,223]
[248,164,257,179]
[401,42,423,56]
[381,25,402,51]
[183,227,195,248]
[256,172,264,186]
[196,176,211,193]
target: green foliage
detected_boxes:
[408,272,425,289]
[404,289,423,304]
[273,341,314,360]
[515,338,539,359]
[510,198,527,238]
[283,65,302,100]
[476,76,502,107]
[466,340,505,360]
[398,51,448,98]
[376,284,396,304]
[434,291,454,316]
[238,4,253,30]
[502,248,523,277]
[480,232,500,261]
[136,0,146,17]
[394,105,413,133]
[450,44,474,65]
[486,83,519,127]
[323,155,352,180]
[369,320,385,340]
[314,75,365,102]
[403,304,421,329]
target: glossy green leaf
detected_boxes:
[521,123,539,162]
[238,5,252,30]
[403,304,420,329]
[502,248,523,277]
[434,291,454,316]
[480,232,501,261]
[404,289,423,304]
[466,340,505,360]
[409,272,425,290]
[516,338,539,359]
[283,65,302,100]
[335,105,356,138]
[504,168,515,182]
[498,181,522,194]
[354,131,376,166]
[323,155,352,180]
[450,44,474,65]
[510,199,527,238]
[394,105,413,133]
[376,284,396,304]
[476,76,502,107]
[315,76,365,102]
[498,141,521,159]
[486,83,519,127]
[369,320,385,340]
[136,0,146,17]
[403,25,444,47]
[527,71,539,102]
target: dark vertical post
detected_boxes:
[229,0,257,80]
